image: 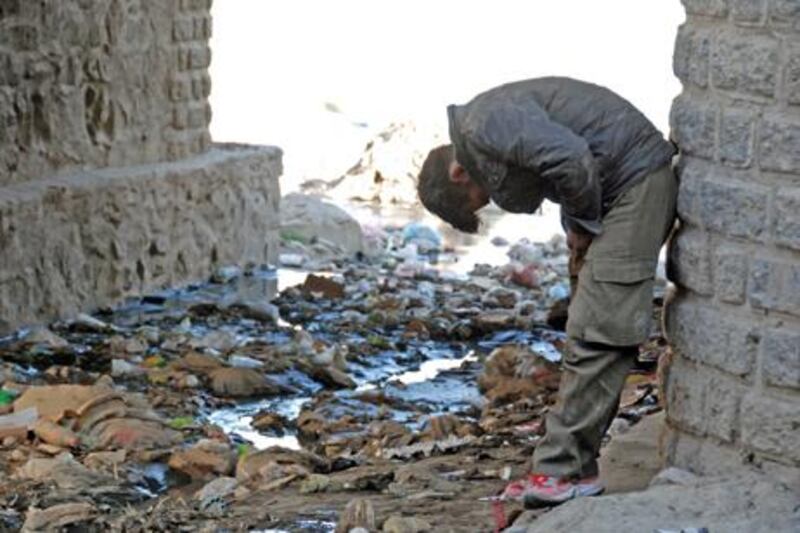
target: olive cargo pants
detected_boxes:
[532,165,678,479]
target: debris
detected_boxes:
[209,367,282,397]
[33,420,79,448]
[279,253,306,267]
[300,473,331,494]
[302,274,346,299]
[336,498,376,533]
[195,476,238,507]
[168,439,236,478]
[0,407,37,439]
[111,359,143,377]
[22,502,94,531]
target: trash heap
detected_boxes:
[0,214,664,532]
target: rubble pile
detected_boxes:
[0,212,665,532]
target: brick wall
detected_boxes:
[0,0,213,186]
[666,0,800,473]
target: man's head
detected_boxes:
[417,144,490,234]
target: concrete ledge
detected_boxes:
[0,143,282,333]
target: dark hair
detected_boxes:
[417,144,480,233]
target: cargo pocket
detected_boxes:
[566,258,656,346]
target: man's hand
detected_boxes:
[567,229,593,255]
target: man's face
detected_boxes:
[448,161,490,212]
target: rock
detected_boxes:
[0,407,38,439]
[192,330,238,353]
[302,274,346,299]
[298,362,356,390]
[510,263,540,289]
[522,472,800,533]
[649,467,700,488]
[251,411,290,434]
[22,502,94,531]
[111,359,144,377]
[508,240,545,264]
[422,414,475,441]
[279,253,306,267]
[209,367,281,398]
[383,515,433,533]
[226,300,280,323]
[281,193,364,254]
[175,352,223,374]
[236,447,328,482]
[481,287,519,308]
[335,498,376,533]
[108,335,147,355]
[211,265,242,284]
[472,310,515,331]
[83,417,182,451]
[401,222,442,252]
[33,420,80,448]
[169,439,236,478]
[22,328,69,349]
[83,450,127,471]
[3,435,18,447]
[300,473,331,494]
[16,453,111,488]
[71,313,118,333]
[13,385,108,421]
[478,345,561,406]
[194,476,238,504]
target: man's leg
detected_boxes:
[527,165,678,495]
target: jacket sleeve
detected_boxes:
[463,99,603,235]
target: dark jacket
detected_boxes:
[447,77,676,234]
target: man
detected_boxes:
[417,77,677,507]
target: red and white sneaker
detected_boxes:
[500,473,604,507]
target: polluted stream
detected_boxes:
[0,213,664,532]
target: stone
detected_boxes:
[21,327,68,349]
[22,502,95,531]
[481,287,519,308]
[335,498,376,533]
[168,439,236,478]
[741,393,800,463]
[710,32,779,97]
[229,355,264,369]
[226,300,280,323]
[669,96,716,159]
[731,0,766,23]
[713,247,748,304]
[279,253,306,267]
[666,228,712,296]
[719,108,755,167]
[13,385,107,421]
[175,352,223,374]
[209,367,282,397]
[758,115,800,173]
[33,420,80,448]
[649,467,699,488]
[0,407,38,439]
[681,0,728,17]
[673,24,711,87]
[761,328,800,389]
[16,453,111,489]
[0,145,281,335]
[774,188,800,251]
[83,417,182,451]
[299,473,331,494]
[281,193,364,254]
[749,258,800,316]
[698,179,769,242]
[194,476,238,504]
[521,472,799,533]
[302,274,346,299]
[111,359,144,377]
[382,515,433,533]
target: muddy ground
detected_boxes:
[0,223,665,532]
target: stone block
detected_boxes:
[719,107,755,168]
[189,45,212,70]
[749,258,800,316]
[667,227,713,296]
[194,15,212,40]
[762,327,800,390]
[681,0,729,17]
[665,356,744,442]
[759,115,800,173]
[768,0,800,26]
[699,179,769,241]
[0,145,281,333]
[667,299,758,377]
[187,104,211,129]
[173,17,194,42]
[674,157,705,226]
[774,188,800,251]
[0,0,22,19]
[711,32,779,97]
[741,392,800,463]
[731,0,766,23]
[169,76,191,102]
[673,24,711,87]
[714,246,748,304]
[665,357,707,436]
[785,44,800,106]
[662,427,745,475]
[670,96,717,159]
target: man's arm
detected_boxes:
[463,99,603,235]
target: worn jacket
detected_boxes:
[447,77,676,234]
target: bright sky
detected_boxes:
[210,1,685,186]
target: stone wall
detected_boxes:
[665,0,800,474]
[0,0,282,332]
[0,0,213,185]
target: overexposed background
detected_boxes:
[210,0,684,191]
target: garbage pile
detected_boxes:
[0,214,664,532]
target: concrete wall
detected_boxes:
[665,0,800,474]
[0,0,281,332]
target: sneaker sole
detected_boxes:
[522,485,605,509]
